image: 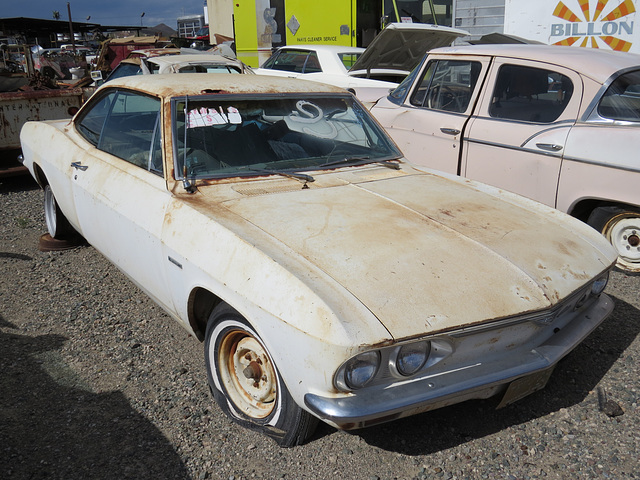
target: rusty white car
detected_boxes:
[256,23,467,104]
[371,44,640,273]
[20,74,616,446]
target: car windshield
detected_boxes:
[176,64,242,74]
[107,63,143,81]
[172,93,401,180]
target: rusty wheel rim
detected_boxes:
[604,212,640,272]
[218,330,277,419]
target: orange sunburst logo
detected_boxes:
[550,0,636,51]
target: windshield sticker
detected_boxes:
[187,106,242,128]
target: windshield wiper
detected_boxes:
[248,168,315,185]
[319,156,401,170]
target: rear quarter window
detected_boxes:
[598,70,640,122]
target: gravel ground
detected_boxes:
[1,175,639,480]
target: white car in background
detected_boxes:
[256,23,467,104]
[105,52,254,82]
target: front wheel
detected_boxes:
[204,304,318,447]
[588,206,640,274]
[44,185,74,239]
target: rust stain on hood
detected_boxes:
[197,170,613,339]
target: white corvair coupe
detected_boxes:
[20,74,617,447]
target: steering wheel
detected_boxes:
[427,85,464,112]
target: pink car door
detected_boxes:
[462,58,582,207]
[372,55,490,174]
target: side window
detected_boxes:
[302,52,321,73]
[489,64,574,123]
[266,50,311,73]
[77,92,115,146]
[76,90,163,175]
[598,70,640,122]
[388,63,422,104]
[339,53,361,69]
[261,50,281,69]
[410,61,437,107]
[410,60,482,113]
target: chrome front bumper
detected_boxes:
[304,294,613,430]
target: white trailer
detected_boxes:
[503,0,639,52]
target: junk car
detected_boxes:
[20,74,616,446]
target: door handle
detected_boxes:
[71,161,88,171]
[440,128,460,136]
[536,143,563,152]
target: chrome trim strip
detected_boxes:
[470,115,575,128]
[464,137,563,158]
[465,136,640,173]
[561,154,640,174]
[383,363,481,389]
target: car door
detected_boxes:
[372,55,490,175]
[462,58,582,207]
[70,89,176,314]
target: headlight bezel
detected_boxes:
[336,350,381,391]
[391,340,431,377]
[334,337,453,392]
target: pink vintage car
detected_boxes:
[372,44,640,273]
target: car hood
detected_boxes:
[349,23,469,75]
[206,168,614,340]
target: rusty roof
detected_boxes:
[101,73,350,97]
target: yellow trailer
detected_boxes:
[231,0,450,67]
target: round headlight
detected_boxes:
[591,273,609,295]
[344,351,380,389]
[396,341,431,376]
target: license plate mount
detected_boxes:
[497,367,555,409]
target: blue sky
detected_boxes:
[2,1,207,30]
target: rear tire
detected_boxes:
[204,303,318,447]
[588,206,640,274]
[44,185,74,239]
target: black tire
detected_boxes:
[588,206,640,274]
[41,66,57,79]
[204,303,318,447]
[44,185,75,239]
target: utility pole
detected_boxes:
[67,2,77,52]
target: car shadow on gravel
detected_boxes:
[0,175,39,193]
[353,296,640,455]
[0,315,191,480]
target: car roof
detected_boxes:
[430,44,640,84]
[101,73,350,97]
